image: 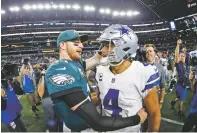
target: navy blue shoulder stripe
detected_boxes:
[142,80,159,92]
[147,72,160,83]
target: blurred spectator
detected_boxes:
[20,61,40,118]
[182,70,197,132]
[34,64,41,88]
[170,40,189,118]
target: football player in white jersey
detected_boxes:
[95,24,161,132]
[189,49,197,67]
[190,50,197,58]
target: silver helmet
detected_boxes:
[97,24,139,66]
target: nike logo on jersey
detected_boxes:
[56,67,66,70]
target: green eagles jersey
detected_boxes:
[45,59,89,129]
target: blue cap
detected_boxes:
[57,30,88,47]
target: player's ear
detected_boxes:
[60,42,66,50]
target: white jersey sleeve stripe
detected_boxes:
[143,80,159,92]
[146,77,160,85]
[147,72,160,83]
[142,71,160,92]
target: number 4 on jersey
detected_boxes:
[103,89,122,116]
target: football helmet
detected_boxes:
[97,24,138,66]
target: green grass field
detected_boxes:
[1,89,196,132]
[160,89,195,132]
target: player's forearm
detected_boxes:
[29,65,33,73]
[160,88,165,102]
[75,100,140,132]
[175,43,180,56]
[171,62,175,72]
[144,87,161,132]
[175,44,180,62]
[58,90,140,131]
[148,111,161,132]
[85,54,102,71]
[20,65,25,75]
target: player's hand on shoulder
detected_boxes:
[137,108,147,124]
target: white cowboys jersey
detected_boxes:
[190,50,197,58]
[160,58,168,67]
[96,61,160,132]
[160,57,168,75]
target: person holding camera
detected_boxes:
[170,39,189,118]
[34,64,41,88]
[20,60,39,118]
[182,69,197,132]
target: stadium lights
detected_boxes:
[45,4,51,9]
[84,5,95,12]
[9,7,14,11]
[23,5,31,10]
[113,11,119,16]
[120,11,126,16]
[66,5,71,9]
[105,9,111,14]
[90,6,95,11]
[72,4,80,10]
[1,10,6,14]
[9,6,20,12]
[99,8,111,14]
[99,8,105,13]
[59,4,65,9]
[127,11,133,16]
[84,6,90,11]
[7,4,140,18]
[32,5,37,10]
[52,4,58,9]
[38,4,44,10]
[133,11,140,15]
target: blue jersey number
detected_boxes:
[103,89,122,116]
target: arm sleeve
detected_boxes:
[56,88,140,132]
[141,64,160,98]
